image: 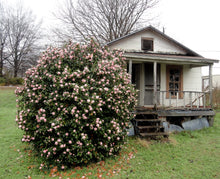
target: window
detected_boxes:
[166,65,183,98]
[141,38,153,51]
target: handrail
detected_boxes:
[156,90,211,109]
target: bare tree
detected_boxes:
[53,0,158,44]
[0,2,9,77]
[6,3,42,77]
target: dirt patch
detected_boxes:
[168,136,178,146]
[136,138,151,148]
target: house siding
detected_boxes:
[183,65,202,91]
[160,64,202,91]
[109,31,187,55]
[159,64,202,107]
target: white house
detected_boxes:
[107,26,219,137]
[107,26,218,108]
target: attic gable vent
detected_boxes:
[141,38,153,51]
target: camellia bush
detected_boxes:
[15,40,137,169]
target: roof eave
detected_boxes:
[123,53,219,66]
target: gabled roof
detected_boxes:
[106,25,202,57]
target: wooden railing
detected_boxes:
[156,91,211,108]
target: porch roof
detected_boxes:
[124,52,219,67]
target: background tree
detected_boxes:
[53,0,158,44]
[0,2,9,77]
[6,3,42,77]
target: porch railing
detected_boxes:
[156,91,211,109]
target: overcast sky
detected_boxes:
[3,0,220,75]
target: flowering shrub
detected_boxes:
[15,40,137,169]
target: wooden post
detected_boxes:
[129,59,132,83]
[190,92,192,108]
[153,62,157,106]
[209,64,213,107]
[183,92,185,108]
[139,63,145,106]
[176,92,179,107]
[162,91,164,106]
[169,92,171,106]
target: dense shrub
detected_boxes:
[15,40,137,169]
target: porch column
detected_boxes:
[128,59,132,83]
[209,64,213,107]
[139,63,145,106]
[153,61,157,106]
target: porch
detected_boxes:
[126,53,216,109]
[125,53,218,138]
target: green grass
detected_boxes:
[0,87,220,178]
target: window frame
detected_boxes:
[141,38,154,51]
[166,65,183,99]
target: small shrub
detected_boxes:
[9,77,24,85]
[0,77,6,85]
[15,40,137,170]
[16,77,24,85]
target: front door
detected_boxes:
[132,64,141,104]
[144,63,160,105]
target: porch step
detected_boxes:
[140,132,169,137]
[137,126,164,129]
[134,119,160,122]
[133,113,169,138]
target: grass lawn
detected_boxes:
[0,87,219,178]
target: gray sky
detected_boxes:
[158,0,220,75]
[3,0,220,75]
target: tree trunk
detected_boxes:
[14,56,18,77]
[0,48,3,77]
[0,60,3,77]
[14,68,17,77]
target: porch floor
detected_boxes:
[132,106,215,138]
